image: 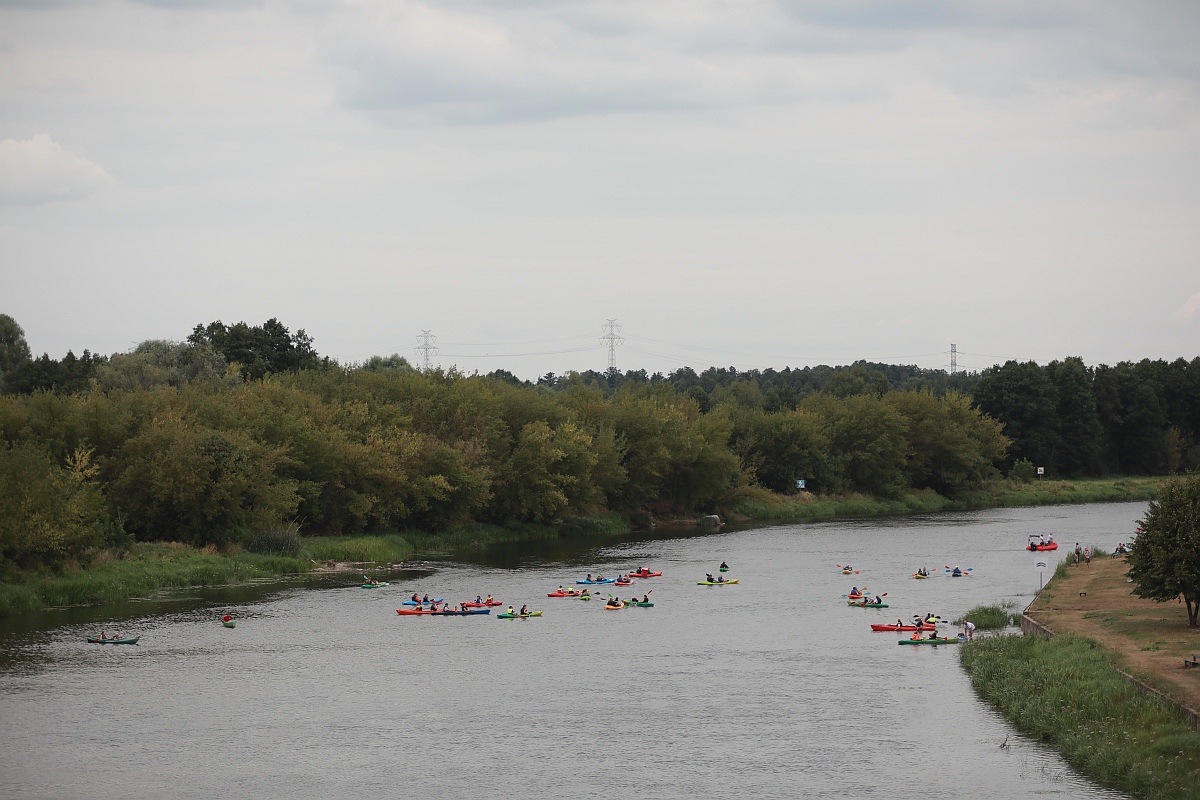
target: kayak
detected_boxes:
[463,601,503,607]
[912,573,929,579]
[87,637,139,645]
[848,601,889,608]
[401,598,444,606]
[547,592,583,598]
[223,620,236,628]
[628,571,662,578]
[360,582,390,589]
[697,579,739,585]
[898,637,963,645]
[397,608,490,616]
[870,623,935,632]
[576,579,615,585]
[719,567,729,572]
[841,569,853,575]
[436,609,491,616]
[604,602,626,610]
[613,580,632,587]
[627,601,654,607]
[848,595,865,601]
[497,611,543,619]
[1027,543,1058,551]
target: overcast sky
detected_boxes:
[2,1,1198,378]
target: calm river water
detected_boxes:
[0,503,1147,799]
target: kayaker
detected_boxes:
[581,588,590,597]
[720,561,728,570]
[475,595,483,603]
[519,604,528,616]
[586,574,593,582]
[911,630,923,641]
[411,593,420,603]
[558,585,565,593]
[422,594,432,603]
[850,587,860,596]
[486,595,495,603]
[873,596,882,605]
[716,575,725,583]
[507,606,515,616]
[951,567,962,577]
[706,573,714,583]
[596,573,605,581]
[642,595,650,603]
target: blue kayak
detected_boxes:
[401,598,444,606]
[575,579,615,585]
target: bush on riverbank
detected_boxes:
[955,602,1020,629]
[960,633,1200,800]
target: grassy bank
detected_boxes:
[734,476,1165,523]
[961,634,1200,800]
[0,514,630,616]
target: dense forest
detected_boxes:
[0,313,1195,570]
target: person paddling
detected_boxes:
[507,606,515,616]
[706,573,714,583]
[486,595,495,604]
[519,604,528,616]
[720,561,728,570]
[475,595,483,604]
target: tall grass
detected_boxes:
[736,490,950,521]
[0,543,312,615]
[961,634,1200,800]
[955,602,1020,629]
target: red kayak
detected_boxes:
[1027,542,1058,551]
[463,601,503,608]
[613,580,632,587]
[546,591,584,598]
[870,623,937,632]
[397,609,438,615]
[628,570,662,578]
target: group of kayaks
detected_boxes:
[844,564,970,645]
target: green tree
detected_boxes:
[0,314,32,386]
[1127,474,1200,627]
[0,443,108,567]
[974,360,1060,472]
[1046,357,1102,476]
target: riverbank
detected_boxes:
[961,634,1200,800]
[0,515,629,616]
[0,476,1165,616]
[1025,554,1200,714]
[960,551,1200,799]
[733,475,1165,521]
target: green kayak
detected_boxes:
[628,602,654,607]
[898,637,963,645]
[360,582,390,589]
[497,611,543,619]
[848,602,889,608]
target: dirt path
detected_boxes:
[1027,555,1200,711]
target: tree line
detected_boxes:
[0,315,1011,569]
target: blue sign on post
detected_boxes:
[796,479,806,489]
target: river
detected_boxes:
[0,502,1145,799]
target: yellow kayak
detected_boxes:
[697,579,739,585]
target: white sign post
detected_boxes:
[1034,559,1049,592]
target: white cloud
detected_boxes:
[1175,292,1200,320]
[0,134,112,204]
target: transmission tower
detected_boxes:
[599,320,624,373]
[415,330,439,371]
[950,343,957,374]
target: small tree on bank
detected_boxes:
[1127,473,1200,627]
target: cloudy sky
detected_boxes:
[2,1,1198,378]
